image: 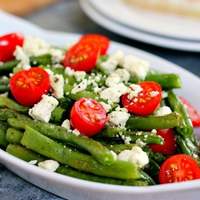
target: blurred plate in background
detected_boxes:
[80,0,200,52]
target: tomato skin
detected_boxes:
[79,34,110,55]
[63,42,100,72]
[70,98,107,137]
[121,81,162,116]
[149,129,176,155]
[0,33,24,62]
[10,67,50,106]
[159,154,200,184]
[179,97,200,127]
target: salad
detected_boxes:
[0,32,200,186]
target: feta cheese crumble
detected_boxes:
[123,55,150,80]
[100,102,112,113]
[154,106,172,116]
[49,74,64,98]
[128,84,143,100]
[29,95,59,122]
[38,160,59,172]
[61,119,71,130]
[118,146,149,168]
[108,108,130,128]
[71,79,88,94]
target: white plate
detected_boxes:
[80,0,200,52]
[88,0,200,41]
[0,11,200,200]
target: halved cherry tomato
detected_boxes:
[79,34,110,55]
[0,32,24,62]
[179,97,200,127]
[121,81,162,116]
[70,98,107,137]
[149,129,176,155]
[159,154,200,184]
[63,42,100,72]
[10,67,50,106]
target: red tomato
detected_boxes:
[70,98,107,137]
[121,81,162,116]
[10,67,50,106]
[159,154,200,184]
[149,129,176,155]
[179,97,200,127]
[79,34,110,55]
[63,42,100,72]
[0,32,24,62]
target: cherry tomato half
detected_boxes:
[159,154,200,184]
[70,98,107,137]
[10,67,50,106]
[121,81,162,116]
[0,32,24,62]
[63,42,100,72]
[149,129,176,155]
[179,97,200,127]
[79,34,110,55]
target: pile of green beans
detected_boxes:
[0,52,199,187]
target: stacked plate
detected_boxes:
[80,0,200,52]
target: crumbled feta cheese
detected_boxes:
[105,73,121,87]
[154,106,172,116]
[14,46,30,70]
[100,50,125,74]
[29,160,38,165]
[100,83,128,103]
[128,84,143,100]
[72,129,80,136]
[108,109,130,128]
[121,135,132,144]
[49,74,64,98]
[151,129,157,134]
[49,48,64,63]
[61,119,71,130]
[23,36,50,56]
[65,67,75,76]
[100,102,112,113]
[114,68,130,83]
[162,91,168,99]
[74,71,86,82]
[29,95,59,122]
[118,146,149,168]
[38,160,59,172]
[71,79,88,94]
[136,139,146,147]
[123,55,150,80]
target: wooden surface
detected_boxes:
[0,0,57,16]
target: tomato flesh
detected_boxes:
[121,81,162,116]
[70,98,107,137]
[10,67,50,106]
[63,42,100,72]
[159,154,200,184]
[79,34,110,55]
[180,97,200,127]
[150,129,176,155]
[0,32,24,62]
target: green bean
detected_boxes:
[126,112,181,130]
[0,96,28,113]
[0,85,9,93]
[140,171,156,185]
[0,121,8,147]
[145,73,182,90]
[6,144,44,162]
[0,60,19,74]
[0,77,9,85]
[50,106,66,124]
[30,54,52,66]
[106,144,136,154]
[8,117,116,166]
[0,108,20,121]
[146,159,160,178]
[21,126,140,180]
[57,166,148,186]
[100,127,163,145]
[167,91,193,139]
[59,97,74,110]
[6,128,23,144]
[69,91,98,100]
